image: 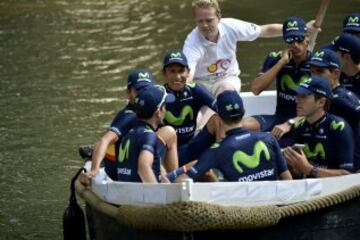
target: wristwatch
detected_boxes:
[287,118,296,126]
[310,166,319,178]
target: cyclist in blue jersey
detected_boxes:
[173,90,292,182]
[309,49,360,172]
[333,33,360,98]
[284,76,354,177]
[243,17,312,140]
[116,85,177,183]
[162,49,223,167]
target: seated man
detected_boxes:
[284,76,354,177]
[84,70,178,181]
[334,33,360,97]
[309,49,360,172]
[161,49,222,166]
[174,90,292,182]
[116,85,177,183]
[244,17,312,140]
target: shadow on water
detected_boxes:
[0,0,358,239]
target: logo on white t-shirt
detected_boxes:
[207,59,231,73]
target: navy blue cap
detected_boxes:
[308,49,340,69]
[283,17,307,41]
[334,33,360,59]
[343,13,360,33]
[294,76,332,98]
[127,68,154,90]
[163,50,189,68]
[216,90,245,119]
[134,85,175,118]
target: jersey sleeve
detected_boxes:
[186,148,218,181]
[109,110,137,138]
[183,32,202,78]
[266,134,288,175]
[225,18,261,41]
[260,52,281,74]
[332,95,360,120]
[138,132,158,154]
[332,122,354,171]
[192,83,217,111]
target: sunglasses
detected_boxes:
[285,36,305,44]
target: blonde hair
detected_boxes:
[192,0,221,17]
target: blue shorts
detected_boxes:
[252,114,292,132]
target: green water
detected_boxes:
[0,0,359,239]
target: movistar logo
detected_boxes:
[294,117,305,129]
[287,21,298,28]
[331,120,345,131]
[314,51,324,58]
[304,143,325,160]
[280,75,310,91]
[211,142,220,149]
[232,141,270,173]
[170,52,182,59]
[186,82,196,88]
[138,72,150,80]
[348,16,359,23]
[165,105,194,126]
[270,51,282,58]
[118,139,131,162]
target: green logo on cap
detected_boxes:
[138,72,150,80]
[348,16,359,23]
[304,143,325,160]
[118,139,131,162]
[170,52,182,59]
[165,105,194,126]
[314,51,325,58]
[331,120,345,131]
[225,104,233,111]
[232,140,270,173]
[287,21,298,28]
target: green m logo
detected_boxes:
[304,143,325,160]
[232,141,270,173]
[170,52,182,59]
[165,105,194,126]
[270,51,282,58]
[186,82,196,88]
[314,51,324,58]
[331,120,345,131]
[348,16,359,23]
[287,21,298,28]
[294,117,305,129]
[118,139,131,162]
[138,72,150,80]
[280,75,310,91]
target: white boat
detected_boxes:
[75,91,360,240]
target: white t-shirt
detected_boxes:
[183,18,261,81]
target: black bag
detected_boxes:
[63,167,87,240]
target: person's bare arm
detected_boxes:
[251,49,291,95]
[84,131,118,179]
[259,24,282,38]
[138,150,158,183]
[279,170,293,180]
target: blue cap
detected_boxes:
[127,68,154,90]
[294,76,332,98]
[334,33,360,59]
[134,85,175,118]
[308,49,340,69]
[283,17,307,41]
[216,90,245,119]
[343,13,360,33]
[163,50,189,68]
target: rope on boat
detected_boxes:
[75,178,360,232]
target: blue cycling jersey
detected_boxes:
[261,51,312,116]
[187,128,288,182]
[164,83,216,146]
[292,113,354,171]
[109,103,137,138]
[115,121,165,182]
[339,71,360,98]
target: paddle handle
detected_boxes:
[308,0,331,51]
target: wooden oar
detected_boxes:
[308,0,331,51]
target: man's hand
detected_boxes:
[278,49,292,66]
[284,147,312,175]
[306,20,322,35]
[271,121,292,139]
